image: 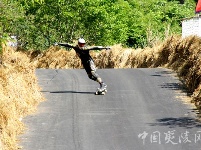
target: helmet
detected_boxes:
[78,38,86,44]
[78,38,86,47]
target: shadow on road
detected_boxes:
[148,117,201,129]
[41,91,95,94]
[151,70,174,77]
[152,70,191,95]
[160,82,181,90]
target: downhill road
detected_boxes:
[20,68,201,150]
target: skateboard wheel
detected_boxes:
[95,87,107,95]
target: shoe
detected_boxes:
[100,82,107,90]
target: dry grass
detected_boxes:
[0,46,44,150]
[29,46,82,69]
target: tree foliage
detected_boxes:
[0,0,196,50]
[0,0,25,52]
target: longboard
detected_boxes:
[95,88,107,95]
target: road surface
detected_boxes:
[20,68,201,150]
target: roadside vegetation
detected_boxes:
[0,45,44,150]
[0,0,196,50]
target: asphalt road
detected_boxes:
[20,68,201,150]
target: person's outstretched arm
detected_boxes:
[58,43,75,48]
[87,46,110,51]
[55,42,75,49]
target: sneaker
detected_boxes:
[100,82,107,90]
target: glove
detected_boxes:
[105,47,111,50]
[54,42,58,46]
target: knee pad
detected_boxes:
[89,60,96,71]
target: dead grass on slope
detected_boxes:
[162,36,201,110]
[0,46,44,150]
[138,35,201,111]
[30,46,82,69]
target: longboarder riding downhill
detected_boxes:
[55,38,110,95]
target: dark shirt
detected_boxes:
[58,43,107,63]
[73,46,93,62]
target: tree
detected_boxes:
[126,0,195,48]
[18,0,133,48]
[79,0,132,45]
[0,0,26,51]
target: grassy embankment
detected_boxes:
[0,46,44,150]
[0,35,201,149]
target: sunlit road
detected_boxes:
[20,68,201,150]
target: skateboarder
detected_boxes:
[55,38,110,91]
